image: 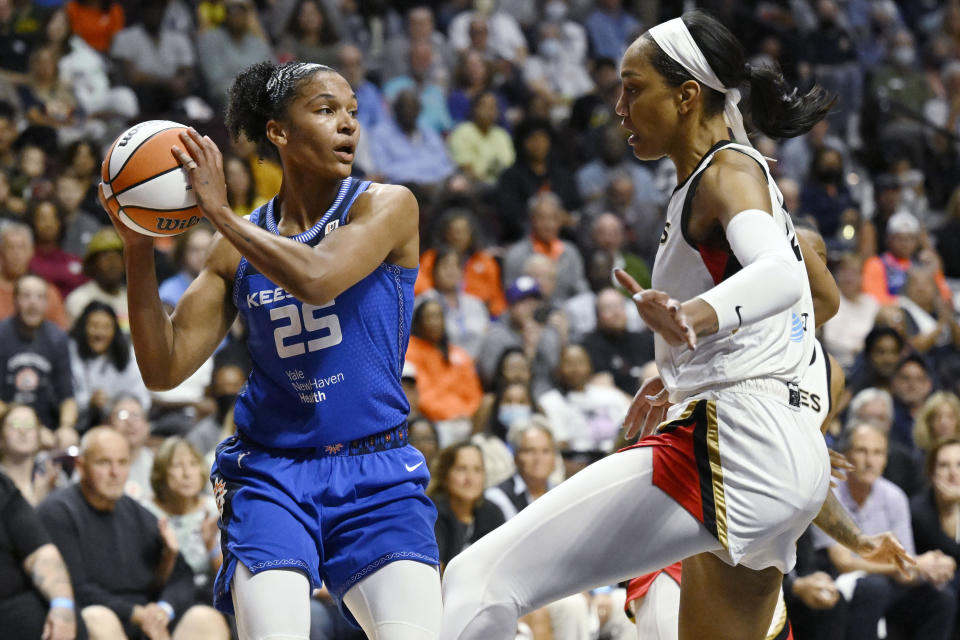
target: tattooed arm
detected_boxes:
[23,543,77,640]
[814,490,914,579]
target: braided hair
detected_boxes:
[225,61,336,162]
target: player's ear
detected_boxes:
[265,119,287,149]
[677,79,701,115]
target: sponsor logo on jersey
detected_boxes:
[798,389,822,413]
[246,286,296,308]
[789,313,805,343]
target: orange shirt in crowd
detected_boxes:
[65,1,125,53]
[531,237,565,261]
[861,253,951,306]
[0,279,69,330]
[404,335,483,422]
[415,249,507,317]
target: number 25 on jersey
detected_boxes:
[271,301,343,358]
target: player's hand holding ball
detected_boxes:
[98,120,220,240]
[170,128,230,219]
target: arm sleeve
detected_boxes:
[38,498,138,621]
[696,209,805,334]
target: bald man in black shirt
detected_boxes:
[38,427,228,640]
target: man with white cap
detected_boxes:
[862,210,952,305]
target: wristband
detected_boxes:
[157,601,175,621]
[50,597,74,610]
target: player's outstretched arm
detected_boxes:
[173,130,419,307]
[100,185,238,390]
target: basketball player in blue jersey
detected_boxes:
[98,61,441,640]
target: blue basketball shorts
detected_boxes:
[209,427,439,624]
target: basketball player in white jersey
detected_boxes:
[627,337,912,640]
[439,11,905,640]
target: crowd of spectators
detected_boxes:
[1,0,960,638]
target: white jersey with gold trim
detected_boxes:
[651,141,815,403]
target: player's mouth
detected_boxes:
[333,143,355,162]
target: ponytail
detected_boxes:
[745,63,835,139]
[645,10,835,140]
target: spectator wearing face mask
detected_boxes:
[184,356,249,457]
[482,381,538,443]
[867,28,936,144]
[584,0,640,64]
[522,22,593,117]
[799,147,857,238]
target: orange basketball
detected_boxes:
[100,120,203,237]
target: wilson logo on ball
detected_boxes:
[116,124,143,148]
[156,216,201,231]
[101,120,204,238]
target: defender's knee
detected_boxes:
[441,555,521,639]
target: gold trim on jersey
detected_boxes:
[654,400,699,435]
[764,596,789,640]
[705,400,728,550]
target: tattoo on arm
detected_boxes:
[221,221,254,245]
[814,490,861,551]
[27,546,73,600]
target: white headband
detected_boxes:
[648,18,751,146]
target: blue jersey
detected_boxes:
[231,177,416,448]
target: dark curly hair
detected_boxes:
[643,10,835,139]
[225,61,337,162]
[70,300,130,371]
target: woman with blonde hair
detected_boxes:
[427,442,504,571]
[146,437,222,605]
[0,404,62,506]
[913,392,960,453]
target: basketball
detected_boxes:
[100,120,203,237]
